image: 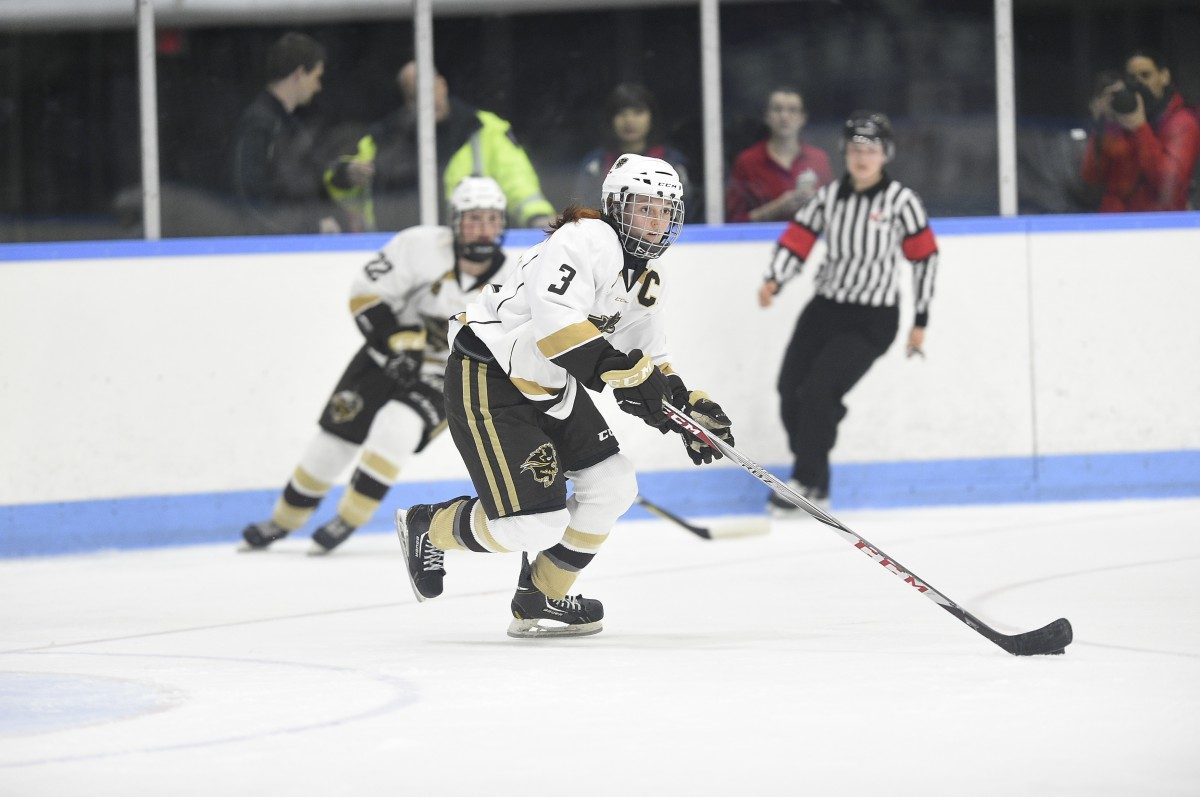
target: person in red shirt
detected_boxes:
[725,87,833,223]
[1082,49,1200,212]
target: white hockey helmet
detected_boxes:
[449,176,507,262]
[601,153,685,259]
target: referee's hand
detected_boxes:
[906,327,926,359]
[758,280,779,308]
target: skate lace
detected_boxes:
[423,543,445,572]
[550,594,582,611]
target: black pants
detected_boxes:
[777,296,898,492]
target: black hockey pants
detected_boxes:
[777,296,898,492]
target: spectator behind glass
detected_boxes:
[726,87,833,223]
[575,83,694,217]
[325,62,554,232]
[1082,48,1200,212]
[230,32,340,234]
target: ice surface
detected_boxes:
[2,499,1198,795]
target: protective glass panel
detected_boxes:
[0,29,139,243]
[157,22,415,237]
[721,0,998,221]
[1015,0,1200,214]
[429,7,704,226]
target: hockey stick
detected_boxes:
[661,401,1073,656]
[636,494,769,541]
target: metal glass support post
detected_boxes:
[995,0,1017,217]
[700,0,724,225]
[136,0,161,239]
[414,0,438,226]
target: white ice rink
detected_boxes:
[3,498,1199,796]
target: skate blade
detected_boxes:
[237,542,268,553]
[394,509,427,603]
[306,541,333,556]
[506,618,603,639]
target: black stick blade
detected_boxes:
[996,617,1073,656]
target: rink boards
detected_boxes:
[1,213,1197,556]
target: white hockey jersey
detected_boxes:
[349,225,514,374]
[455,217,671,419]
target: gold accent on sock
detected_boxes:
[427,500,468,551]
[471,502,509,553]
[271,498,314,532]
[530,553,576,600]
[359,450,401,482]
[337,489,380,528]
[291,466,331,497]
[562,526,609,553]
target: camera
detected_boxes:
[1110,77,1154,115]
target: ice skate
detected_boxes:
[395,502,454,601]
[239,520,289,551]
[307,516,357,555]
[507,553,604,639]
[768,479,829,518]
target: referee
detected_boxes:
[758,110,939,513]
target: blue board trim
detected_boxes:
[2,211,1196,262]
[3,449,1196,558]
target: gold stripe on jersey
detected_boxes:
[291,466,331,497]
[462,359,507,514]
[658,361,678,377]
[338,489,380,528]
[388,328,427,352]
[536,320,601,360]
[476,362,522,513]
[359,450,401,483]
[271,498,315,531]
[509,376,553,396]
[349,294,382,315]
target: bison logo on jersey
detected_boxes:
[520,443,559,488]
[587,311,622,334]
[328,391,364,424]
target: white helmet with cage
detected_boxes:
[600,153,685,259]
[450,176,507,262]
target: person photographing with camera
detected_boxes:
[1082,48,1199,212]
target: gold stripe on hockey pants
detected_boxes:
[462,359,506,515]
[475,362,521,513]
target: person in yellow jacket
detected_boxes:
[326,62,555,232]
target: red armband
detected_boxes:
[902,227,938,261]
[779,222,818,259]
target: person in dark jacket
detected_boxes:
[230,32,338,234]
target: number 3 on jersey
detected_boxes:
[547,264,577,295]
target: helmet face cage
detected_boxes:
[601,154,685,259]
[841,111,895,160]
[450,177,507,262]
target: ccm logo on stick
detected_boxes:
[854,541,930,593]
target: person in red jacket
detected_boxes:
[726,87,833,222]
[1082,49,1199,212]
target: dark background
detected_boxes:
[1,0,1196,240]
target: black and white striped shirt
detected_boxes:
[766,175,939,326]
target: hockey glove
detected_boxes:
[599,349,672,432]
[379,325,426,387]
[679,391,735,465]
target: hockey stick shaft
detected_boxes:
[636,495,712,539]
[661,402,1071,655]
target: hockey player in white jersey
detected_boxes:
[241,176,514,554]
[395,154,737,637]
